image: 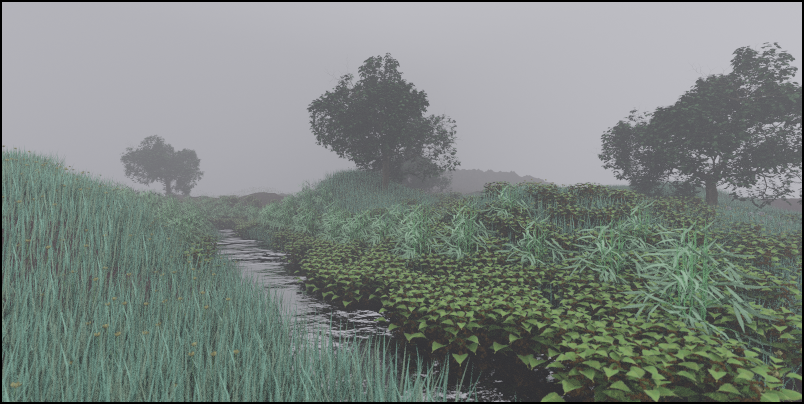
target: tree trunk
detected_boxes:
[382,155,391,191]
[705,178,718,206]
[163,177,177,198]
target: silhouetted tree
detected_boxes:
[600,108,707,200]
[308,53,461,192]
[120,135,204,198]
[599,42,801,209]
[362,136,455,194]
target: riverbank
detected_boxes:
[4,145,801,401]
[202,168,802,402]
[2,146,478,402]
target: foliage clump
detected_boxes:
[240,166,802,402]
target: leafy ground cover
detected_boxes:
[227,167,802,402]
[3,144,801,401]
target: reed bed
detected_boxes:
[2,145,478,402]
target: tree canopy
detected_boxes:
[599,42,802,210]
[120,135,204,198]
[598,108,702,200]
[307,53,461,192]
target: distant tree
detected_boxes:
[393,148,456,194]
[599,42,802,209]
[120,135,204,198]
[361,125,456,194]
[308,52,461,192]
[601,108,710,200]
[359,124,459,194]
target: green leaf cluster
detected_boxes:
[207,167,802,402]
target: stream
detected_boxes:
[210,228,592,402]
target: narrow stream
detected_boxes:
[211,228,592,402]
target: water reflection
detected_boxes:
[211,228,593,402]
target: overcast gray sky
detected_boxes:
[3,3,802,199]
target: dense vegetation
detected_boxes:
[3,144,802,401]
[2,146,471,402]
[232,167,802,402]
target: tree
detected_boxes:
[355,111,457,194]
[308,53,461,192]
[599,42,802,210]
[598,109,700,200]
[120,135,204,198]
[364,134,456,194]
[394,148,456,194]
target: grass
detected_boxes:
[2,145,478,402]
[2,143,802,402]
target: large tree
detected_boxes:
[599,42,802,210]
[361,120,456,194]
[354,109,458,192]
[120,135,204,198]
[308,53,461,192]
[599,109,704,201]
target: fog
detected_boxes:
[3,3,802,200]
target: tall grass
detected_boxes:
[2,145,480,402]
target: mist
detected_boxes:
[3,3,801,200]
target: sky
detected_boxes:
[3,3,802,200]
